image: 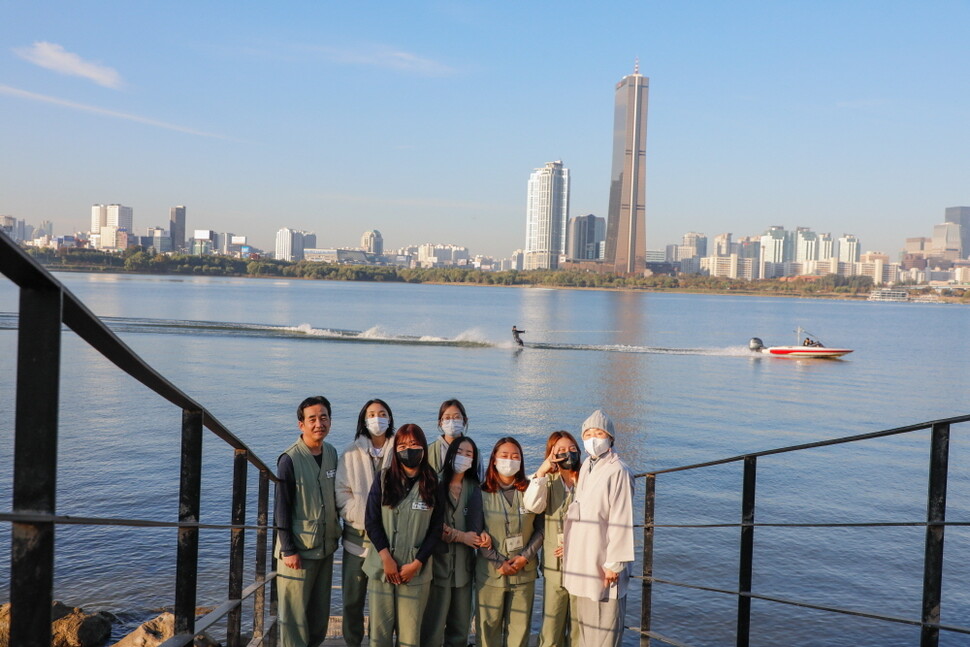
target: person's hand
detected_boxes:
[442,524,455,542]
[603,567,619,588]
[498,559,517,576]
[399,560,422,583]
[477,532,493,549]
[381,551,401,584]
[282,553,302,570]
[554,545,564,558]
[510,555,528,573]
[461,531,481,547]
[535,451,561,478]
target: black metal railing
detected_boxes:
[633,415,970,647]
[0,231,279,647]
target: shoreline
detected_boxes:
[44,266,969,304]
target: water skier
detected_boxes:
[512,326,525,347]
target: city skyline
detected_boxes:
[2,3,970,257]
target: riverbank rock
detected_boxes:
[0,601,114,647]
[111,612,218,647]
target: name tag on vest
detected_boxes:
[326,469,336,478]
[505,534,524,553]
[412,500,430,511]
[519,505,528,515]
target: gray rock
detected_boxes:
[111,612,218,647]
[0,601,114,647]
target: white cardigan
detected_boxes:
[335,434,393,556]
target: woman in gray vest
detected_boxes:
[428,399,469,471]
[476,437,544,647]
[335,398,396,647]
[421,437,485,646]
[524,431,582,647]
[363,423,444,647]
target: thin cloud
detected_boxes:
[310,44,456,76]
[0,85,234,140]
[14,41,122,89]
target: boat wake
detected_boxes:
[0,312,751,356]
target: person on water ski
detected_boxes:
[512,326,525,347]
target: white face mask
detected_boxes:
[453,454,473,474]
[583,436,611,457]
[441,419,465,437]
[495,458,521,477]
[366,416,389,437]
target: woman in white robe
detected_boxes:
[562,410,635,647]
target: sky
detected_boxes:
[2,1,969,258]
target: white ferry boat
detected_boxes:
[867,288,909,302]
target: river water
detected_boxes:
[1,273,968,646]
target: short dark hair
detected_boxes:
[297,396,331,421]
[356,398,395,440]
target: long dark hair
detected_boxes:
[382,423,438,507]
[355,398,395,440]
[482,437,528,494]
[440,436,481,486]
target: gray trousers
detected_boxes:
[572,594,627,647]
[341,550,368,647]
[539,568,579,647]
[421,582,474,647]
[476,580,536,647]
[368,578,431,647]
[276,554,334,647]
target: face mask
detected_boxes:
[453,454,473,474]
[397,448,424,469]
[495,458,521,477]
[366,416,389,436]
[556,450,581,471]
[441,419,465,437]
[583,436,611,458]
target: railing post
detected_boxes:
[920,422,950,647]
[227,448,248,647]
[737,456,757,647]
[175,409,203,636]
[253,470,270,641]
[10,286,62,647]
[641,474,656,647]
[268,522,279,647]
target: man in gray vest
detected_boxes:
[275,395,341,647]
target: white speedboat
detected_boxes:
[749,327,853,359]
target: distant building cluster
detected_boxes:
[662,206,970,286]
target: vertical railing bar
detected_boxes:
[268,511,279,647]
[253,470,270,640]
[10,286,62,647]
[175,409,203,636]
[227,448,249,647]
[641,474,656,647]
[920,422,950,647]
[736,456,757,647]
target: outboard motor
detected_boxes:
[749,337,765,352]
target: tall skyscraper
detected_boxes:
[361,230,383,255]
[106,204,133,232]
[91,204,107,234]
[944,206,969,259]
[524,160,570,270]
[604,63,649,274]
[170,206,186,252]
[275,228,315,262]
[566,214,605,260]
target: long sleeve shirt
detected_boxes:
[364,474,444,565]
[274,452,321,557]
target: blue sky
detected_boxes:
[2,1,968,258]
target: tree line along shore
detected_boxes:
[24,246,970,302]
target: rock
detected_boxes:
[0,601,114,647]
[111,612,218,647]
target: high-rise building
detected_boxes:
[838,234,861,263]
[91,204,107,234]
[944,206,968,258]
[566,214,605,260]
[275,228,315,262]
[361,230,384,255]
[170,206,186,252]
[931,222,962,260]
[604,63,649,274]
[524,160,570,270]
[795,227,818,262]
[106,204,133,232]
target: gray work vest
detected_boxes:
[274,438,340,560]
[477,487,539,588]
[539,473,575,572]
[363,473,436,586]
[431,479,477,588]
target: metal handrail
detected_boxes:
[636,415,967,647]
[1,231,278,647]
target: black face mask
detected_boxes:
[556,450,581,472]
[397,448,424,469]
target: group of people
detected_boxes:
[275,395,635,647]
